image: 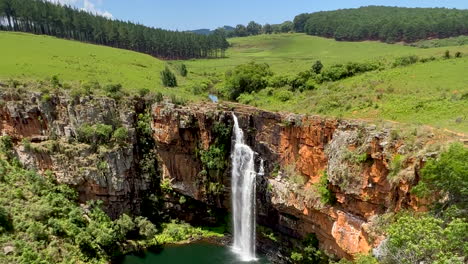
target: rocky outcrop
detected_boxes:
[0,91,153,217]
[151,101,436,259]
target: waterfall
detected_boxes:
[231,114,258,262]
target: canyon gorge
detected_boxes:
[0,91,454,262]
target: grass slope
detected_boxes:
[246,57,468,133]
[0,32,192,96]
[183,33,468,74]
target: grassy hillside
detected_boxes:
[241,57,468,133]
[183,33,468,74]
[0,32,180,94]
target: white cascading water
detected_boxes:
[231,114,258,262]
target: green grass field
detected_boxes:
[0,31,467,133]
[183,33,468,74]
[0,32,202,99]
[244,57,468,133]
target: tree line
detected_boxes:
[0,0,229,59]
[294,6,468,43]
[206,21,294,38]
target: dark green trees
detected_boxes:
[0,0,228,59]
[161,67,177,87]
[225,62,273,100]
[296,6,468,43]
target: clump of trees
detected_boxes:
[295,6,468,43]
[224,61,273,100]
[0,0,229,59]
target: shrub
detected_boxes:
[225,62,273,100]
[387,154,405,183]
[315,172,335,205]
[170,94,186,106]
[103,83,122,94]
[161,67,178,87]
[311,60,323,74]
[444,50,451,59]
[138,88,150,97]
[179,64,188,77]
[112,127,129,146]
[412,143,467,208]
[0,136,13,152]
[392,55,419,67]
[276,90,294,102]
[154,92,164,103]
[94,124,113,143]
[135,216,158,239]
[382,214,466,264]
[268,75,290,88]
[51,75,61,88]
[454,51,462,58]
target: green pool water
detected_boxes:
[120,243,270,264]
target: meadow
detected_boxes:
[0,31,467,133]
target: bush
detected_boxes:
[276,90,294,102]
[382,214,466,264]
[112,127,129,146]
[268,75,290,88]
[179,64,188,77]
[455,51,462,58]
[225,62,273,100]
[311,60,323,74]
[103,83,122,94]
[0,136,13,152]
[392,55,419,67]
[161,66,178,87]
[138,88,150,97]
[444,50,451,59]
[315,172,335,205]
[412,143,467,208]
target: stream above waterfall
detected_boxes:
[119,243,269,264]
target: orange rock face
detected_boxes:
[152,102,430,259]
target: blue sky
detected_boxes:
[50,0,468,31]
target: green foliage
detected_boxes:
[312,60,323,74]
[161,67,178,87]
[315,172,335,205]
[103,84,121,94]
[178,196,187,204]
[179,64,188,77]
[207,182,224,195]
[0,135,13,152]
[225,61,273,100]
[291,234,328,264]
[112,127,129,146]
[392,55,419,67]
[383,214,466,264]
[160,178,173,193]
[300,6,468,43]
[77,123,127,146]
[409,36,468,48]
[152,220,223,244]
[0,147,160,263]
[387,154,405,184]
[444,50,451,59]
[412,143,468,209]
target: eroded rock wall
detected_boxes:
[0,91,153,217]
[151,102,431,259]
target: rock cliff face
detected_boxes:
[151,102,433,259]
[0,91,154,218]
[0,91,435,260]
